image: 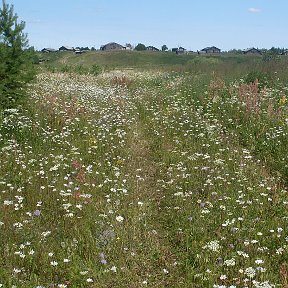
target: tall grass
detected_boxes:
[0,59,287,287]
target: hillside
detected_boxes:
[39,50,288,82]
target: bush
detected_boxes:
[90,64,102,76]
[244,71,272,90]
[134,43,146,51]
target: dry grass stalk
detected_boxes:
[111,75,133,87]
[208,77,225,102]
[280,263,288,288]
[238,80,261,117]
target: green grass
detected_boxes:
[39,50,199,71]
[39,50,288,82]
[0,56,288,287]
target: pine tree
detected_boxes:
[0,0,35,108]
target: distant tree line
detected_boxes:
[228,47,286,55]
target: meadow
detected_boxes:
[0,51,288,287]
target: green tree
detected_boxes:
[161,44,168,51]
[0,0,35,108]
[134,43,146,51]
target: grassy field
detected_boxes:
[40,50,288,81]
[0,52,288,287]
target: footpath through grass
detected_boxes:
[0,70,287,287]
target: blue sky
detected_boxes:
[5,0,288,51]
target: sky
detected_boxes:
[4,0,288,51]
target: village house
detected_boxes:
[41,48,57,53]
[74,49,84,54]
[59,46,74,52]
[100,42,125,51]
[125,43,133,50]
[178,47,186,54]
[146,46,159,51]
[172,47,186,54]
[201,46,221,54]
[243,48,262,55]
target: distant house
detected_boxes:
[201,46,221,54]
[59,46,74,52]
[125,43,133,50]
[41,48,57,53]
[75,49,84,54]
[172,47,186,54]
[100,42,125,51]
[178,47,186,54]
[280,49,288,55]
[146,46,159,52]
[243,48,262,55]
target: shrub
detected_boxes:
[134,43,146,51]
[244,71,272,90]
[90,64,102,76]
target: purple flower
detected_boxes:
[33,210,41,217]
[99,252,107,264]
[100,259,107,264]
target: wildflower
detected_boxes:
[163,268,169,274]
[245,267,256,278]
[253,281,274,288]
[13,268,21,273]
[33,210,41,216]
[279,95,287,106]
[220,274,227,280]
[203,240,221,252]
[100,259,107,264]
[116,215,124,222]
[111,266,117,272]
[50,261,58,266]
[224,258,236,266]
[86,278,93,283]
[276,247,284,254]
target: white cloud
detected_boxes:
[248,8,261,13]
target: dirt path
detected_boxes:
[116,117,181,287]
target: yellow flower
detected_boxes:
[279,95,287,106]
[89,137,97,145]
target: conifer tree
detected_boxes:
[0,0,35,108]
